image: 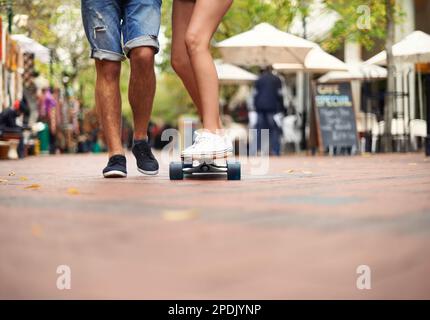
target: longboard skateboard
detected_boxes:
[169,153,240,180]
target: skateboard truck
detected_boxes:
[169,156,241,180]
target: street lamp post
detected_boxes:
[49,49,54,87]
[47,45,55,88]
[300,1,309,151]
[6,0,13,33]
[3,0,14,108]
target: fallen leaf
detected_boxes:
[0,179,8,183]
[19,176,28,181]
[67,187,80,195]
[162,209,199,222]
[8,171,15,176]
[31,224,43,238]
[302,171,312,175]
[361,153,371,157]
[285,169,294,174]
[24,184,41,190]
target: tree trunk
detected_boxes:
[383,0,396,152]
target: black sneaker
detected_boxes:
[132,140,159,175]
[103,155,127,178]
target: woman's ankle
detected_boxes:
[201,128,225,136]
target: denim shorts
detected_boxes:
[81,0,162,61]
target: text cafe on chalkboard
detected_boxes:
[310,82,359,155]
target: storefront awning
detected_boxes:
[11,34,50,64]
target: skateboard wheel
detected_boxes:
[227,161,241,180]
[169,162,184,180]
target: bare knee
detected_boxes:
[130,47,155,72]
[95,60,121,83]
[171,52,190,76]
[184,30,208,56]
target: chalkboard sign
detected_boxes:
[314,82,358,154]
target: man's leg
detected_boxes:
[81,0,127,177]
[127,47,159,175]
[119,0,161,175]
[128,47,156,141]
[95,60,123,157]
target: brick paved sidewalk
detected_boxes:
[0,153,429,299]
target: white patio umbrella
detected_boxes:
[366,31,430,120]
[318,63,387,83]
[216,23,315,67]
[273,46,348,73]
[215,60,257,85]
[11,34,51,64]
[366,31,430,65]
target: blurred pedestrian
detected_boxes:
[18,95,31,128]
[42,88,58,154]
[252,67,285,156]
[0,100,24,158]
[0,100,22,132]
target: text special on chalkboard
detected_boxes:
[314,82,359,154]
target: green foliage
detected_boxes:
[10,0,92,104]
[157,0,297,124]
[322,0,404,51]
[219,0,296,40]
[77,61,96,109]
[152,72,195,124]
[11,0,60,44]
[160,0,296,71]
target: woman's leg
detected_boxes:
[184,0,232,133]
[171,0,203,119]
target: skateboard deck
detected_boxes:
[180,150,232,162]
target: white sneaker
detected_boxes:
[222,133,234,152]
[182,131,233,159]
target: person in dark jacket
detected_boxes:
[253,67,285,156]
[0,100,22,132]
[0,100,25,158]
